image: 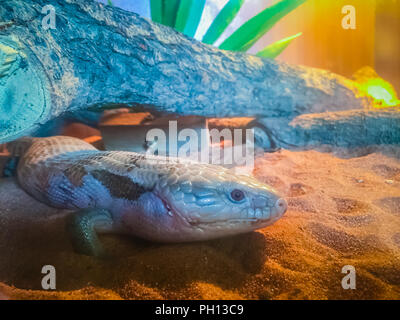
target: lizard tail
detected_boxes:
[1,137,36,177]
[6,137,36,157]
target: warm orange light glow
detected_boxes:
[360,79,400,108]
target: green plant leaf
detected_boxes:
[256,32,302,59]
[202,0,245,45]
[162,0,181,27]
[175,0,192,32]
[180,0,206,37]
[150,0,163,24]
[219,0,306,51]
[107,0,113,6]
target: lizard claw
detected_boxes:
[66,208,114,258]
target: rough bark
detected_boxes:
[259,109,400,151]
[0,0,372,143]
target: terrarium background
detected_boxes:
[99,0,400,93]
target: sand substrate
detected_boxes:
[0,149,399,299]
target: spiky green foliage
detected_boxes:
[153,0,205,38]
[256,32,302,59]
[162,0,180,27]
[150,0,163,24]
[202,0,245,45]
[219,0,306,51]
[181,0,206,38]
[175,0,193,33]
[148,0,305,59]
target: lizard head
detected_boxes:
[121,161,287,242]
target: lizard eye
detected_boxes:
[230,189,245,202]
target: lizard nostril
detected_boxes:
[275,198,287,216]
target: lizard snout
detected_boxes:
[274,198,287,217]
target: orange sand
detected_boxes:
[0,149,399,300]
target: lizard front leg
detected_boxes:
[66,209,114,258]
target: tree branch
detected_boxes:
[259,109,400,151]
[0,0,372,143]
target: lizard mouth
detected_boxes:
[161,198,174,216]
[158,195,287,229]
[186,215,279,227]
[187,218,266,226]
[185,202,286,228]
